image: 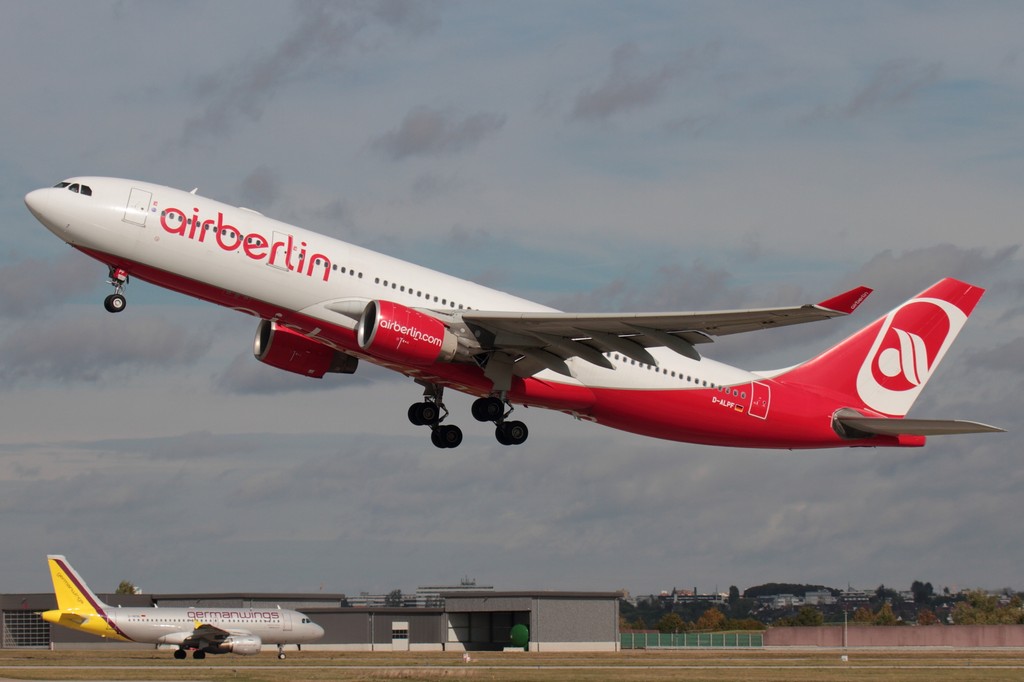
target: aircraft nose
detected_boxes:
[24,188,49,220]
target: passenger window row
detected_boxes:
[373,276,469,310]
[608,352,747,397]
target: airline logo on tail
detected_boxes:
[856,296,968,416]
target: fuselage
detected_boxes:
[25,177,908,448]
[45,603,323,646]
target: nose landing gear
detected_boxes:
[104,267,129,313]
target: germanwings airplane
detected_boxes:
[25,177,1001,449]
[41,555,324,659]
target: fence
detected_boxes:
[621,631,764,649]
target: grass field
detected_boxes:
[2,649,1024,681]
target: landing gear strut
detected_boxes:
[277,644,286,660]
[104,267,128,313]
[472,395,528,446]
[408,383,463,449]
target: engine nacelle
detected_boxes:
[208,634,261,655]
[254,320,359,378]
[357,300,458,365]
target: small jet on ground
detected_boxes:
[25,177,1002,448]
[41,555,324,659]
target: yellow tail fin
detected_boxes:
[44,555,128,641]
[47,554,109,612]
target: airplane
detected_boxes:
[40,554,325,659]
[24,177,1002,449]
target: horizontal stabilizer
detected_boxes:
[837,415,1005,437]
[41,610,88,626]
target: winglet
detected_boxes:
[815,286,872,315]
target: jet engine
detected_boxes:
[357,300,458,365]
[254,320,358,378]
[207,634,261,655]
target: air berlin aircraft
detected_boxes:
[25,178,1002,449]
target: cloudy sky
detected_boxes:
[1,1,1022,599]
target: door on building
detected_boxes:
[392,621,409,651]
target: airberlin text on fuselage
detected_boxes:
[159,207,331,281]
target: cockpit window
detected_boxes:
[54,181,92,196]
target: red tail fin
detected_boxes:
[778,278,985,417]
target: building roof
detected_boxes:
[442,591,622,599]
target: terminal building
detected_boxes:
[1,590,621,653]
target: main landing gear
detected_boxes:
[472,395,529,446]
[103,267,129,313]
[408,384,463,449]
[408,386,528,448]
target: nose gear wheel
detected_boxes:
[104,267,129,313]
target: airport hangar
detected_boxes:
[1,590,621,652]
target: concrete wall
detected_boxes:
[765,625,1024,647]
[532,597,619,645]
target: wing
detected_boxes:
[459,286,872,376]
[184,623,236,648]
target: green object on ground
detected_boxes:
[510,623,529,648]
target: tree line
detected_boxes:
[619,582,1024,631]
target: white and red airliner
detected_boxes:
[25,177,1001,449]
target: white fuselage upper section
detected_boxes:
[24,177,756,393]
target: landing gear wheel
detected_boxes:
[408,401,440,426]
[496,420,528,446]
[173,649,186,660]
[192,650,206,660]
[104,267,129,312]
[431,424,463,449]
[103,293,126,313]
[278,650,286,660]
[471,396,504,422]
